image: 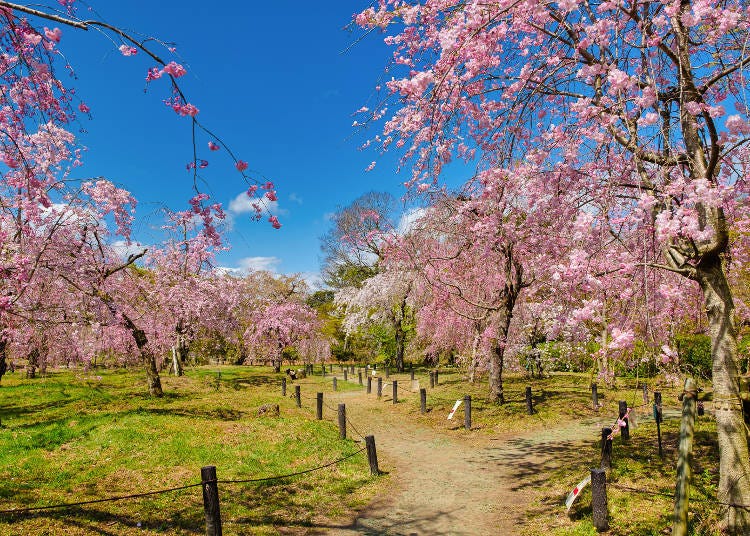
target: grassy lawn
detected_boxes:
[0,366,379,535]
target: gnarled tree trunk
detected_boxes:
[121,312,163,397]
[489,308,513,404]
[697,258,750,533]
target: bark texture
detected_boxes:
[697,259,750,533]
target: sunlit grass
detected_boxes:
[0,366,378,535]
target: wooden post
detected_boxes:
[410,368,415,381]
[591,468,609,532]
[367,376,372,394]
[464,395,471,430]
[295,385,301,408]
[525,386,534,415]
[392,380,398,404]
[338,404,347,440]
[281,377,287,397]
[429,371,435,388]
[377,377,383,399]
[344,369,348,381]
[642,383,649,405]
[365,435,379,475]
[673,378,697,536]
[351,365,355,374]
[434,370,439,385]
[316,392,323,420]
[385,366,390,379]
[654,391,663,458]
[333,377,338,391]
[591,383,598,410]
[358,371,363,385]
[201,465,222,536]
[618,401,629,441]
[420,388,427,414]
[322,365,326,377]
[600,427,612,470]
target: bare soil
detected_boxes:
[321,384,610,536]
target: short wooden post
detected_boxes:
[642,383,649,405]
[344,369,348,381]
[367,376,372,394]
[201,465,222,536]
[600,427,612,470]
[654,391,663,458]
[434,370,439,385]
[295,385,301,408]
[673,378,697,536]
[350,365,355,374]
[420,388,427,414]
[525,386,534,415]
[358,371,363,385]
[365,435,379,475]
[316,392,323,420]
[464,395,471,430]
[377,377,383,399]
[591,468,609,532]
[338,404,347,439]
[591,383,598,410]
[618,401,629,441]
[281,377,287,397]
[333,377,338,391]
[385,366,390,379]
[392,380,398,404]
[322,365,326,377]
[429,371,435,388]
[410,368,415,381]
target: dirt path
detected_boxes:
[321,383,609,536]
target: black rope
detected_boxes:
[608,483,750,510]
[219,446,367,484]
[320,399,367,440]
[0,481,203,515]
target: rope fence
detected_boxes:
[0,444,368,518]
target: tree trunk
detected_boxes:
[0,338,6,385]
[171,346,182,377]
[488,310,513,404]
[469,328,481,384]
[696,258,750,534]
[488,340,505,404]
[394,321,405,373]
[394,294,408,373]
[122,313,163,397]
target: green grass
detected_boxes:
[0,366,379,535]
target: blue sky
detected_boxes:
[50,1,413,286]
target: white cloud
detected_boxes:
[289,192,303,204]
[111,240,148,259]
[299,271,324,291]
[397,207,427,235]
[228,192,287,216]
[217,256,283,276]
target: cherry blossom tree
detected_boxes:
[356,0,750,528]
[334,268,415,371]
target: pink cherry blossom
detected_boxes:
[118,44,137,56]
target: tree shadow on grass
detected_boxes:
[0,503,205,535]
